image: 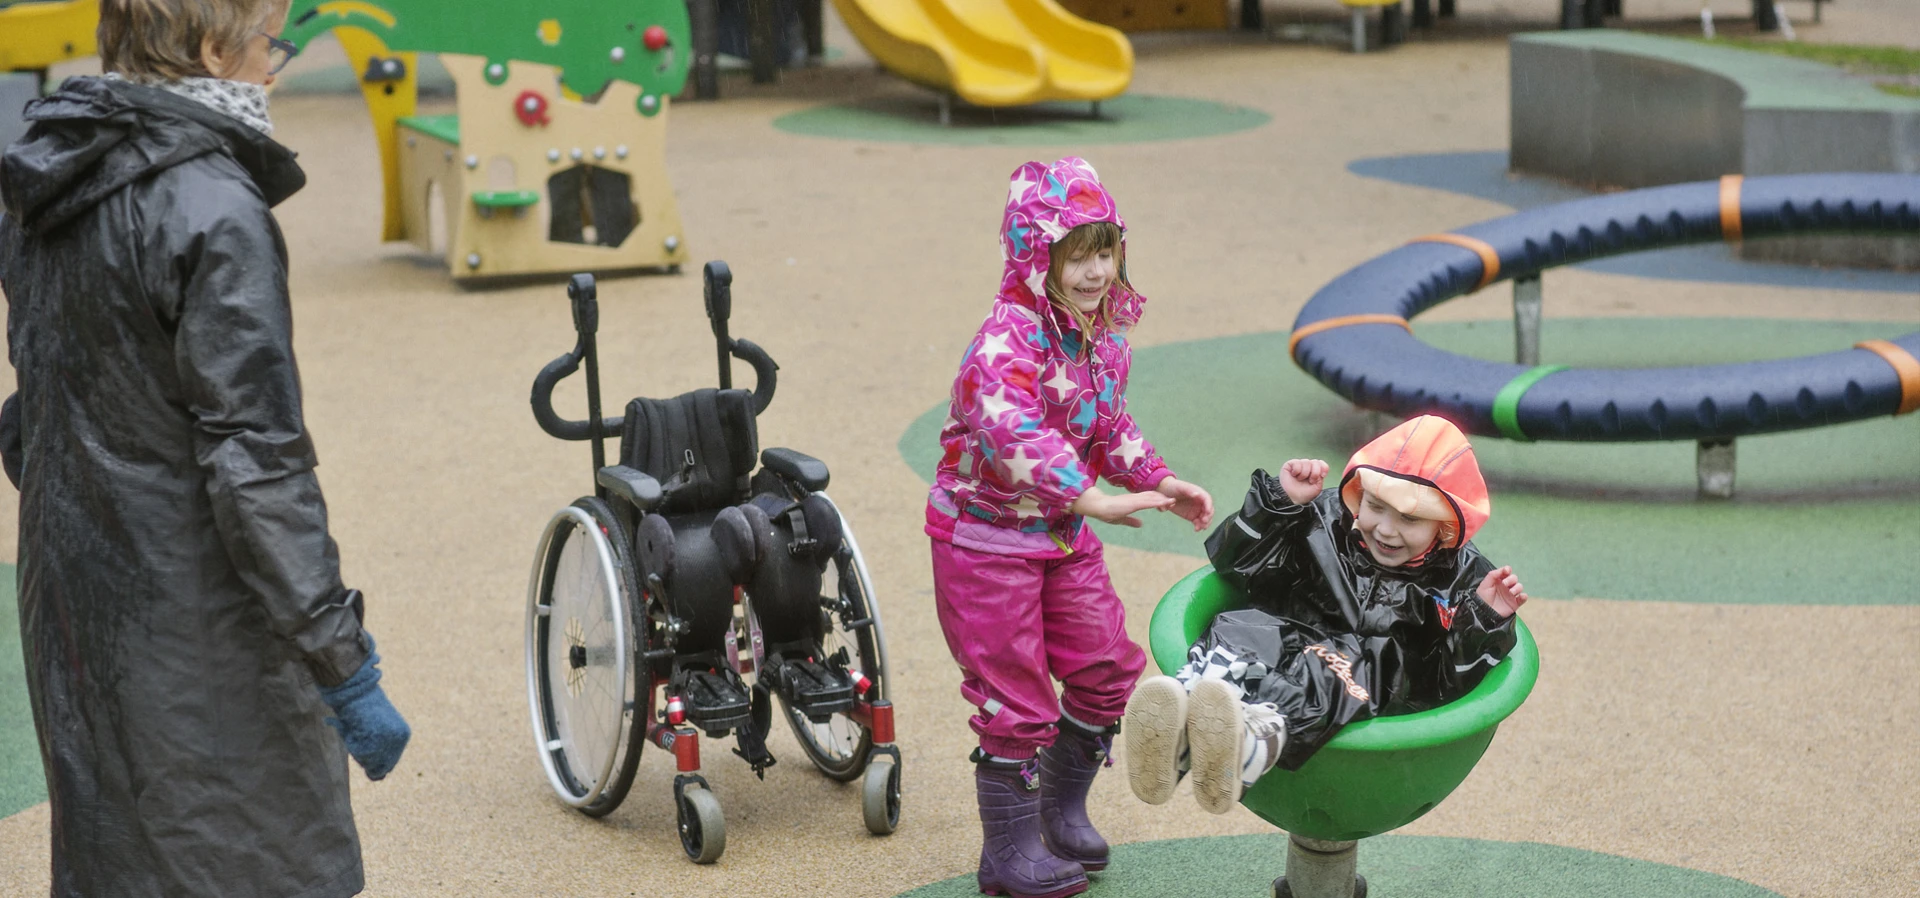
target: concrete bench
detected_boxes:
[1510,29,1920,270]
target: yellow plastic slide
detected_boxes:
[830,0,1131,107]
[0,0,99,73]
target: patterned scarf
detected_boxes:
[103,72,274,136]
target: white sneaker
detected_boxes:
[1123,675,1186,805]
[1187,679,1286,815]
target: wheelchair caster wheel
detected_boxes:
[677,786,726,863]
[861,758,901,835]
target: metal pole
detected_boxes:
[1513,274,1543,366]
[1241,0,1265,32]
[1697,439,1736,500]
[1273,836,1365,898]
[747,0,779,83]
[1351,8,1366,53]
[689,0,720,99]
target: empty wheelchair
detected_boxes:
[524,264,901,863]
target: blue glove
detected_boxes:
[318,635,411,780]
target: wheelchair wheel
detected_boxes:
[526,498,645,815]
[777,494,890,782]
[677,785,726,864]
[861,757,901,835]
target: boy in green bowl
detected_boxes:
[1124,415,1527,814]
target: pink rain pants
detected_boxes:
[931,538,1147,760]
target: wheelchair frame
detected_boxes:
[524,264,900,863]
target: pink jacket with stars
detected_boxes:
[925,157,1174,559]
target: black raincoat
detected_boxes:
[0,77,368,898]
[1196,473,1517,770]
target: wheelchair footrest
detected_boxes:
[676,668,752,733]
[768,657,856,722]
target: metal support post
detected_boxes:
[799,0,826,59]
[1697,439,1736,500]
[1351,8,1367,52]
[1241,0,1265,31]
[1513,274,1543,366]
[1273,836,1366,898]
[938,94,952,127]
[1381,2,1405,44]
[747,0,779,83]
[689,0,720,99]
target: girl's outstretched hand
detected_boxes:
[1278,459,1330,506]
[1070,487,1174,528]
[1156,477,1214,531]
[1476,566,1528,618]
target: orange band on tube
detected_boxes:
[1719,175,1744,242]
[1288,314,1413,358]
[1855,340,1920,416]
[1410,233,1501,291]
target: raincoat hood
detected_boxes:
[997,157,1144,331]
[1340,415,1491,549]
[0,76,303,233]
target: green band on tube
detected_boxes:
[1491,365,1569,441]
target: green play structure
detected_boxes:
[283,0,694,279]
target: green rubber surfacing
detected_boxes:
[894,834,1784,898]
[0,564,43,819]
[773,94,1271,146]
[899,318,1920,605]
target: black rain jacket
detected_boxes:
[0,76,367,898]
[1198,473,1517,770]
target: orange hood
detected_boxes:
[1339,415,1490,550]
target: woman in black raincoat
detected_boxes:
[0,1,408,895]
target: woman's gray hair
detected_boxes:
[97,0,289,81]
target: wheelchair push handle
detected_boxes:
[569,273,599,337]
[531,274,625,443]
[703,260,778,414]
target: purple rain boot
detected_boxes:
[1038,717,1115,872]
[974,752,1090,898]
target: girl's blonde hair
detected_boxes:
[98,0,289,81]
[1044,221,1129,354]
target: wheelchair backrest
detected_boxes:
[620,388,758,515]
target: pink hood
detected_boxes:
[927,158,1172,557]
[996,157,1146,332]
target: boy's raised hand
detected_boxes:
[1476,566,1528,618]
[1278,459,1330,506]
[1155,477,1214,531]
[1070,486,1174,528]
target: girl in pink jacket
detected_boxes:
[927,157,1213,898]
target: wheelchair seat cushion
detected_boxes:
[620,388,758,514]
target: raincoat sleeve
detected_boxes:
[165,186,368,686]
[1091,384,1170,493]
[1203,471,1321,595]
[954,312,1097,518]
[1424,545,1518,700]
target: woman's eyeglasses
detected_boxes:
[261,33,299,75]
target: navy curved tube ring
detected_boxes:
[1289,172,1920,442]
